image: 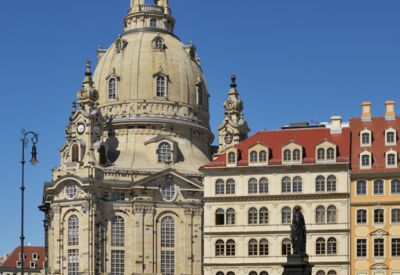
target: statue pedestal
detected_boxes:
[282,253,313,275]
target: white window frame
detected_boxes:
[107,76,118,101]
[360,151,372,169]
[155,74,168,98]
[386,150,398,168]
[356,208,368,225]
[385,128,397,146]
[360,129,372,147]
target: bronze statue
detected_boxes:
[290,206,307,255]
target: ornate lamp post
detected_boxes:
[20,130,39,275]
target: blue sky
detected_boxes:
[0,0,399,255]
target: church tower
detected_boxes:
[41,1,212,274]
[217,74,250,153]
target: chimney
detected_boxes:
[385,100,395,120]
[361,102,371,122]
[330,116,342,134]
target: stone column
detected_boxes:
[144,206,155,274]
[133,205,145,273]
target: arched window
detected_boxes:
[161,216,175,248]
[259,207,269,224]
[150,18,157,28]
[327,206,337,224]
[282,177,291,193]
[108,77,117,100]
[361,154,370,167]
[387,131,396,144]
[250,151,258,163]
[248,208,258,224]
[226,179,236,194]
[361,132,371,145]
[327,238,337,255]
[226,209,236,225]
[317,148,325,160]
[259,151,267,162]
[259,239,269,256]
[282,207,291,224]
[215,240,225,256]
[68,215,79,245]
[227,272,235,275]
[259,178,268,193]
[374,209,384,224]
[316,238,326,255]
[249,272,257,275]
[99,145,107,165]
[283,149,291,161]
[293,149,301,161]
[248,239,258,256]
[282,239,291,255]
[316,176,325,192]
[161,182,175,201]
[316,271,326,275]
[154,37,165,50]
[156,75,167,97]
[216,273,224,275]
[327,176,337,192]
[71,144,79,162]
[226,240,236,256]
[158,142,172,163]
[215,179,225,195]
[327,148,335,160]
[227,152,236,164]
[111,216,125,246]
[293,176,302,193]
[248,178,258,194]
[260,272,268,275]
[327,271,337,275]
[316,206,326,224]
[215,209,225,225]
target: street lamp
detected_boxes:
[20,130,39,275]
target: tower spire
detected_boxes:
[76,61,98,109]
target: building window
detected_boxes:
[99,145,107,165]
[374,180,384,195]
[68,215,79,246]
[248,239,258,256]
[161,251,175,275]
[154,37,165,50]
[327,238,337,255]
[316,176,325,192]
[282,207,291,224]
[65,183,78,200]
[259,207,269,224]
[249,272,257,275]
[108,77,117,100]
[226,179,236,194]
[387,153,397,166]
[327,206,337,224]
[361,132,371,145]
[374,238,384,257]
[356,209,367,224]
[283,149,291,161]
[316,206,326,224]
[248,208,258,224]
[226,209,236,225]
[327,176,336,192]
[250,151,258,163]
[156,75,167,97]
[68,249,79,275]
[392,209,400,223]
[293,149,301,161]
[259,151,267,162]
[316,272,326,275]
[361,154,371,167]
[374,209,384,224]
[327,271,337,275]
[282,239,291,256]
[111,250,125,275]
[161,216,175,248]
[387,130,396,145]
[392,179,400,194]
[227,152,236,164]
[293,176,302,193]
[259,177,268,193]
[317,148,325,160]
[316,238,326,255]
[157,142,172,163]
[248,178,258,194]
[71,144,79,162]
[161,182,176,201]
[327,148,335,160]
[32,253,38,261]
[357,239,367,257]
[215,179,225,195]
[260,272,268,275]
[392,238,400,256]
[150,18,157,28]
[215,240,225,256]
[226,240,236,256]
[215,209,225,225]
[259,239,269,256]
[356,180,367,195]
[282,177,291,193]
[111,216,125,247]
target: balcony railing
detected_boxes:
[140,4,163,13]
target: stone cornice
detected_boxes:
[351,171,400,179]
[204,193,349,203]
[351,200,400,206]
[203,228,350,236]
[203,261,350,267]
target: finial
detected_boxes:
[85,61,92,76]
[72,101,77,112]
[230,73,237,88]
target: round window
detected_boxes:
[161,182,176,201]
[65,183,77,200]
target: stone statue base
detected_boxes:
[282,253,313,275]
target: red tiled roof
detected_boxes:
[350,116,400,173]
[203,127,350,168]
[1,246,45,270]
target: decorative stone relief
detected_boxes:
[81,202,89,213]
[115,37,128,53]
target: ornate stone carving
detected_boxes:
[115,37,128,53]
[81,201,90,214]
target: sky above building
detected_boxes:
[0,0,399,255]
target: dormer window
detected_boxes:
[250,151,257,163]
[228,152,236,164]
[259,151,267,162]
[108,77,118,100]
[327,148,335,160]
[293,149,301,161]
[158,142,172,163]
[360,129,372,146]
[283,150,291,161]
[386,151,397,168]
[316,141,337,163]
[317,148,325,160]
[156,75,167,97]
[386,128,397,145]
[360,151,372,169]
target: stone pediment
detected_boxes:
[144,135,177,146]
[370,263,388,270]
[370,229,389,238]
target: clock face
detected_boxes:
[77,123,85,135]
[225,133,233,144]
